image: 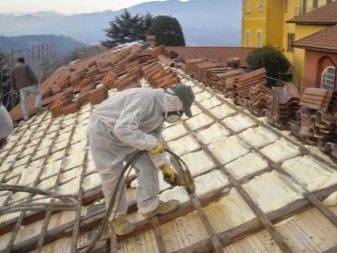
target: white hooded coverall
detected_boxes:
[0,105,14,140]
[88,88,183,218]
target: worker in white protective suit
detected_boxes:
[88,84,195,236]
[0,104,14,148]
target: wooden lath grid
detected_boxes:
[1,73,337,252]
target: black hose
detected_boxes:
[83,149,193,252]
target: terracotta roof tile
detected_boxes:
[288,2,337,25]
[164,47,254,67]
[293,25,337,52]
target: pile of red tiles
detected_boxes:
[89,85,109,105]
[295,88,337,157]
[184,59,203,75]
[266,83,300,128]
[142,61,181,88]
[244,83,272,117]
[192,62,220,82]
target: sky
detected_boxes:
[0,0,174,15]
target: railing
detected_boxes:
[0,42,56,111]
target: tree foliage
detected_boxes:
[246,45,290,85]
[101,11,185,48]
[147,16,185,46]
[101,10,152,48]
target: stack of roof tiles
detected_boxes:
[142,60,181,88]
[211,69,243,92]
[183,58,203,75]
[89,85,109,105]
[245,83,272,117]
[266,83,300,128]
[191,62,220,82]
[296,88,337,158]
[225,68,267,105]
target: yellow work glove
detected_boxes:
[159,164,178,185]
[159,165,196,194]
[148,142,165,155]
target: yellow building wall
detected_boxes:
[241,0,268,47]
[266,0,284,48]
[291,24,327,85]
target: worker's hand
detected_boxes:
[148,142,165,155]
[159,165,178,185]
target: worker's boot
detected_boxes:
[109,214,135,236]
[143,200,180,219]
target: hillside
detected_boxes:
[0,0,242,46]
[0,34,87,58]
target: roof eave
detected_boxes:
[292,44,337,54]
[286,20,337,25]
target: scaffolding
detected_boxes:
[0,42,56,111]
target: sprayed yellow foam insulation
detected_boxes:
[208,136,249,165]
[197,123,230,145]
[261,139,301,163]
[167,135,200,156]
[160,211,208,252]
[223,230,281,253]
[118,230,159,253]
[159,186,190,204]
[191,85,203,94]
[200,96,222,109]
[324,192,337,207]
[194,170,229,196]
[239,126,279,149]
[282,156,337,191]
[226,152,269,179]
[276,208,337,252]
[162,124,188,142]
[185,113,214,131]
[209,104,236,119]
[190,104,202,115]
[83,172,101,191]
[204,189,256,233]
[195,91,213,102]
[243,171,302,213]
[181,150,216,176]
[223,114,255,133]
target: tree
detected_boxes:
[246,45,290,85]
[147,16,185,46]
[101,10,153,48]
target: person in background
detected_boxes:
[0,103,13,148]
[10,57,42,121]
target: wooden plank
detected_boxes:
[151,218,167,253]
[8,185,231,253]
[1,111,53,253]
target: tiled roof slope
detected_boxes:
[1,54,337,252]
[288,2,337,25]
[164,46,255,67]
[293,24,337,52]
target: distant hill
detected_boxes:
[0,34,87,58]
[0,0,242,46]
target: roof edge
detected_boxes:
[292,44,337,54]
